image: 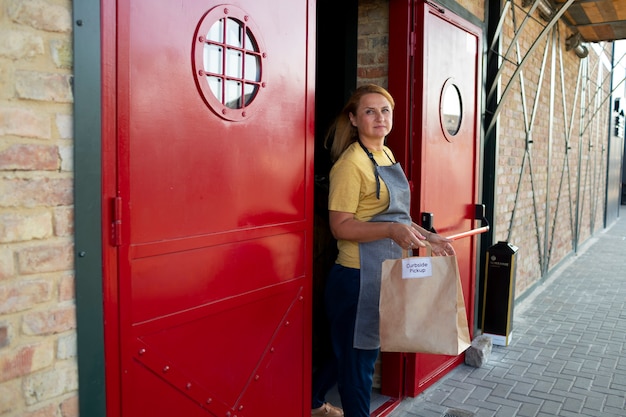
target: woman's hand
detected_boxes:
[409,222,455,256]
[424,232,455,256]
[388,222,427,250]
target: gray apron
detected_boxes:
[354,143,412,349]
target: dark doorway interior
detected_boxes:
[312,0,357,401]
[313,3,399,413]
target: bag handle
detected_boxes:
[402,241,433,258]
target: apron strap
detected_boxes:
[357,140,395,199]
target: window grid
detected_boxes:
[193,6,265,121]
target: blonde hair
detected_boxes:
[324,84,395,162]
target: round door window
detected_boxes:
[440,79,463,140]
[193,6,266,121]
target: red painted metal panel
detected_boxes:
[131,281,305,415]
[386,1,483,399]
[101,0,121,413]
[408,3,482,397]
[130,233,305,324]
[123,4,308,244]
[105,0,314,416]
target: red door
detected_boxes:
[104,1,315,416]
[387,2,482,397]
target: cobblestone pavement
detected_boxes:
[388,213,626,417]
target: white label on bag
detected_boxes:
[402,258,432,279]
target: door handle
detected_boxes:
[420,212,436,233]
[445,225,490,241]
[446,204,490,240]
[422,204,490,241]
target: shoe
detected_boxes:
[311,402,344,416]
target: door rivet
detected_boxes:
[163,365,170,373]
[186,383,192,390]
[206,398,213,404]
[138,348,146,355]
[285,321,290,326]
[254,375,260,380]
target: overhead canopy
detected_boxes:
[555,0,626,42]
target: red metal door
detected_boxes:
[107,1,315,416]
[406,4,482,396]
[386,2,482,398]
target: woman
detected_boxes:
[311,84,454,417]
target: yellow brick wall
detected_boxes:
[495,0,611,294]
[357,0,389,88]
[456,0,484,21]
[0,0,77,416]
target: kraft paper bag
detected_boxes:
[379,249,471,355]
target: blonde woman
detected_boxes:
[311,84,454,417]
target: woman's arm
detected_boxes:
[329,210,427,249]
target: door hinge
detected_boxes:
[112,196,123,246]
[410,31,416,57]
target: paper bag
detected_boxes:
[379,250,471,355]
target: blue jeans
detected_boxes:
[312,264,379,417]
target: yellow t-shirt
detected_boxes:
[328,141,396,269]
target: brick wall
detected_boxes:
[0,0,77,416]
[357,0,389,88]
[456,0,484,21]
[496,0,611,294]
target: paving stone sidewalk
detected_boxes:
[389,214,626,417]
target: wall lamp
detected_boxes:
[523,0,589,59]
[522,0,555,22]
[566,33,589,58]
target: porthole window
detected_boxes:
[193,6,266,121]
[440,79,463,140]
